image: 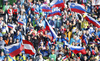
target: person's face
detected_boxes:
[1,52,4,56]
[4,57,7,61]
[77,57,80,61]
[52,51,55,54]
[29,18,31,22]
[28,11,31,14]
[0,37,3,41]
[6,2,8,5]
[28,36,31,40]
[17,31,19,35]
[8,33,10,37]
[39,54,42,59]
[17,39,19,43]
[84,56,87,60]
[30,59,32,61]
[10,39,12,43]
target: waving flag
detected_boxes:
[22,40,36,55]
[47,10,61,17]
[82,35,88,45]
[8,24,13,29]
[42,4,51,12]
[65,43,86,54]
[69,45,86,54]
[18,21,24,25]
[45,19,57,41]
[34,10,39,14]
[62,55,68,61]
[69,3,86,14]
[83,13,100,28]
[4,42,24,57]
[50,0,64,10]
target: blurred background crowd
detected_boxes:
[0,0,100,61]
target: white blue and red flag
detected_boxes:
[83,13,100,28]
[50,0,65,10]
[42,4,52,12]
[18,21,24,25]
[65,43,86,54]
[45,19,57,41]
[4,42,24,57]
[8,24,13,29]
[47,10,61,17]
[69,3,86,14]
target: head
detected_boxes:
[84,56,87,61]
[28,18,31,22]
[28,36,31,40]
[16,39,19,43]
[0,33,3,41]
[17,31,20,35]
[39,54,43,59]
[51,50,55,54]
[1,51,4,56]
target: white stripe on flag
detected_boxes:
[23,44,35,53]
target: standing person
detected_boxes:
[49,50,56,61]
[0,33,5,53]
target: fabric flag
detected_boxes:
[69,3,86,14]
[65,43,86,54]
[47,10,61,17]
[50,0,65,10]
[18,21,24,25]
[42,4,51,12]
[90,48,96,55]
[69,45,86,54]
[22,40,36,55]
[62,55,68,61]
[8,24,13,29]
[34,10,39,14]
[92,0,100,5]
[45,19,57,41]
[4,42,24,57]
[83,13,100,28]
[82,35,87,45]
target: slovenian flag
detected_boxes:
[18,21,24,25]
[42,4,51,12]
[45,19,57,41]
[22,40,36,55]
[47,10,61,17]
[4,42,24,57]
[62,55,68,61]
[83,13,100,28]
[50,0,65,10]
[8,24,13,29]
[69,3,86,14]
[34,10,39,14]
[82,35,88,45]
[65,43,86,54]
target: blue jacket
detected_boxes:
[14,32,22,43]
[70,38,75,45]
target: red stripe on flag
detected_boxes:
[24,49,35,55]
[23,40,34,49]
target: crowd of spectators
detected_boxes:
[0,0,100,61]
